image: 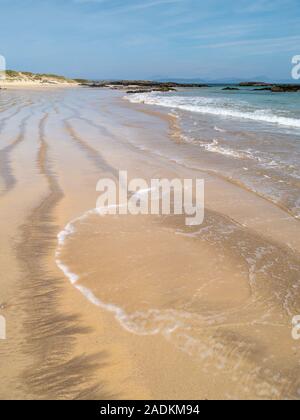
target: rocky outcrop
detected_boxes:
[222,87,239,91]
[252,85,300,92]
[239,82,273,87]
[85,80,209,92]
[126,87,176,94]
[271,85,300,92]
[252,87,273,91]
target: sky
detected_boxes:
[0,0,299,81]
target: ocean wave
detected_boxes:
[201,139,250,159]
[126,93,300,129]
[55,208,202,338]
[214,126,227,133]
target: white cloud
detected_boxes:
[196,34,300,54]
[240,0,295,13]
[73,0,185,12]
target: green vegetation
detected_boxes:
[21,71,34,76]
[5,70,20,77]
[2,70,78,84]
[35,73,68,80]
[74,78,90,84]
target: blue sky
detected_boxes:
[0,0,299,81]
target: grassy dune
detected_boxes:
[1,70,80,86]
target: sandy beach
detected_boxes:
[0,86,300,400]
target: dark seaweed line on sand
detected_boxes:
[61,102,144,170]
[0,100,33,136]
[16,112,112,400]
[0,113,32,195]
[64,118,119,180]
[62,102,113,138]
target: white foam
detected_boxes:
[214,126,227,133]
[56,259,79,284]
[54,201,215,343]
[202,139,248,159]
[55,188,173,338]
[126,93,300,129]
[55,207,136,331]
[55,209,97,286]
[55,200,290,372]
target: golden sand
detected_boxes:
[0,87,300,400]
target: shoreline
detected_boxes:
[54,90,299,398]
[122,96,300,231]
[0,87,300,399]
[0,82,79,89]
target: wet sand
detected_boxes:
[0,87,300,400]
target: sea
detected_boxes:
[127,85,300,219]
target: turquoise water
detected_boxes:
[129,86,300,130]
[127,86,300,217]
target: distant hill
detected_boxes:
[152,76,300,85]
